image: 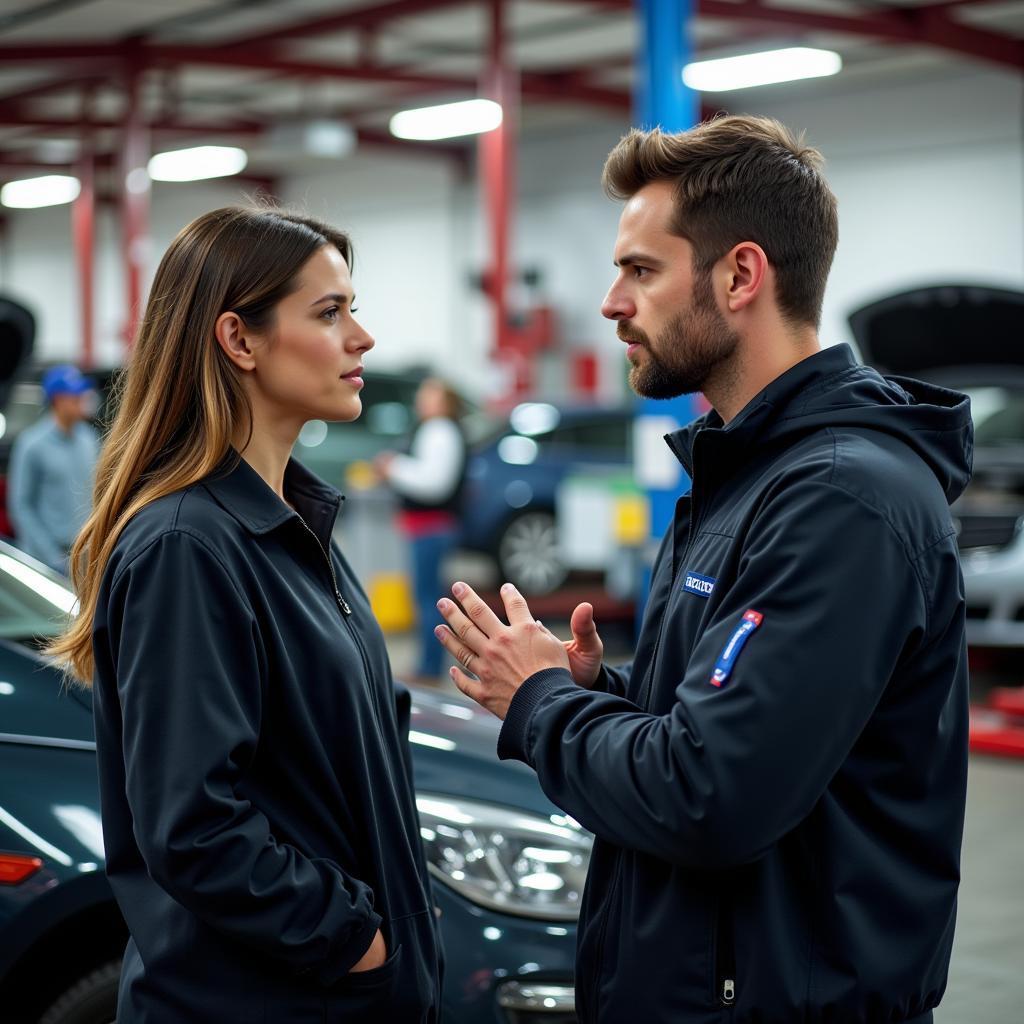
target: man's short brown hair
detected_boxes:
[602,115,838,328]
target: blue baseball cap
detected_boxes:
[42,364,94,403]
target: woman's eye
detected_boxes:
[350,306,359,314]
[320,306,339,321]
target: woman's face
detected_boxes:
[250,244,374,426]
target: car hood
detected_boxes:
[407,684,564,819]
[4,643,565,823]
[849,284,1024,378]
[0,640,94,743]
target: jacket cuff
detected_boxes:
[321,908,384,986]
[497,667,576,764]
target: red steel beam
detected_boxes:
[225,0,470,49]
[0,109,267,134]
[0,72,107,108]
[120,68,149,351]
[72,129,96,369]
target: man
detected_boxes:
[8,364,99,573]
[434,115,971,1023]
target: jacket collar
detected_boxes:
[202,450,344,547]
[665,344,859,474]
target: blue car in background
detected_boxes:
[0,540,586,1024]
[461,403,633,595]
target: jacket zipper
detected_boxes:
[716,888,737,1007]
[294,514,395,733]
[295,516,352,616]
[638,441,706,711]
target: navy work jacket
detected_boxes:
[92,453,441,1023]
[499,345,973,1024]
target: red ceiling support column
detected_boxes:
[479,0,524,400]
[120,66,150,351]
[72,97,96,369]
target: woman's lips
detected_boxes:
[341,367,364,388]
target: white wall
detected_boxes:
[483,66,1024,399]
[1,65,1021,399]
[282,154,461,378]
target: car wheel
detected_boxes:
[38,960,120,1024]
[497,510,569,595]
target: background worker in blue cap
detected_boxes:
[8,364,99,573]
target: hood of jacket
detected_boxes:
[672,343,974,506]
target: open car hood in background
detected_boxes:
[0,295,35,408]
[848,284,1024,379]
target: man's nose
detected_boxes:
[601,283,635,321]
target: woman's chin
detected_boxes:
[326,398,363,423]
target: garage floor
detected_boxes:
[936,755,1024,1023]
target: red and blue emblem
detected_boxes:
[711,609,764,687]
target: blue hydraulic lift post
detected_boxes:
[633,0,701,624]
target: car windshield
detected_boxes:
[0,544,76,642]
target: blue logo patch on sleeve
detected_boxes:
[711,609,764,687]
[683,571,717,598]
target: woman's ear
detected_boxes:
[214,311,257,371]
[723,241,769,314]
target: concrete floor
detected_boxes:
[937,755,1024,1023]
[385,619,1024,1021]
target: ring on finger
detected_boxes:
[460,650,475,670]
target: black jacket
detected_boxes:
[92,454,441,1023]
[498,345,972,1024]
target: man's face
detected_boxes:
[51,392,90,424]
[601,180,739,399]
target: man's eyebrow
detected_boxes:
[615,252,663,268]
[309,292,350,306]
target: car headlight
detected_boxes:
[416,794,592,921]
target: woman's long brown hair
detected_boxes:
[46,206,352,685]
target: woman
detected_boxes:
[47,207,441,1022]
[375,378,467,684]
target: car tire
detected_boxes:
[38,959,120,1024]
[497,510,569,595]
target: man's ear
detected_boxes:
[214,311,257,371]
[723,242,769,314]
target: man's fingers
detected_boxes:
[499,582,534,626]
[570,602,600,644]
[434,625,478,673]
[449,665,486,706]
[451,581,504,635]
[436,597,489,648]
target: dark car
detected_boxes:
[850,282,1024,646]
[0,539,585,1023]
[460,402,633,595]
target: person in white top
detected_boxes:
[375,378,467,683]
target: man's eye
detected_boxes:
[634,266,649,279]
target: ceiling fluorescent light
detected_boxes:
[147,145,248,182]
[1,175,81,209]
[683,47,842,92]
[390,99,502,141]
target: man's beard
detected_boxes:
[620,272,740,400]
